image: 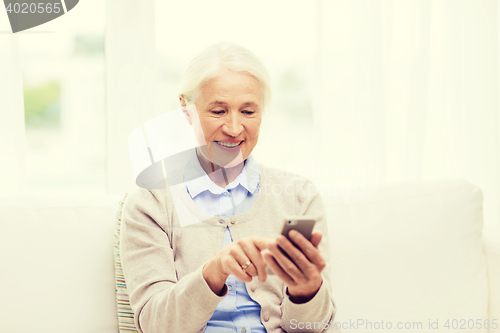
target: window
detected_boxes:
[17,0,105,195]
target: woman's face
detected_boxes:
[184,69,264,169]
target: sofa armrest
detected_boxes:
[484,234,500,333]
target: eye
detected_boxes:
[242,110,255,115]
[211,109,225,115]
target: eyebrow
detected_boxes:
[208,101,258,107]
[209,101,226,105]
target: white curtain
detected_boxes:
[105,0,156,196]
[0,10,25,194]
[315,0,500,234]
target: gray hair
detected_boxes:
[179,42,271,109]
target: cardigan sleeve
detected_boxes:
[120,187,227,333]
[280,180,337,333]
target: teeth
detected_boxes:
[215,141,241,148]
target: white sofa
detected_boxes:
[0,179,498,333]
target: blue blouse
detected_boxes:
[184,151,267,333]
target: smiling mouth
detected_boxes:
[214,141,243,148]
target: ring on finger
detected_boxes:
[241,260,252,271]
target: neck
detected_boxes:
[196,150,245,188]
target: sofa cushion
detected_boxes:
[323,179,488,332]
[0,194,120,333]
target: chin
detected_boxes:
[209,144,246,168]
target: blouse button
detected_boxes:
[230,220,235,224]
[251,286,256,292]
[264,316,270,322]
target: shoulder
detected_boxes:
[124,186,162,208]
[122,186,171,223]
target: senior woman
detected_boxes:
[120,42,336,333]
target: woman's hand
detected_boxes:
[202,236,273,295]
[263,230,326,303]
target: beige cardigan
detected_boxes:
[120,164,336,333]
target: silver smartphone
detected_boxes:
[281,216,316,243]
[265,216,317,275]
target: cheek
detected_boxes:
[247,121,262,138]
[198,117,222,141]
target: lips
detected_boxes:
[214,140,243,148]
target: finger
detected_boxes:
[227,247,256,281]
[238,238,269,282]
[242,261,258,277]
[232,261,253,282]
[276,235,313,277]
[287,230,326,269]
[262,250,295,286]
[252,237,275,251]
[268,241,304,282]
[222,255,253,282]
[310,231,322,248]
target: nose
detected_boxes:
[222,112,243,137]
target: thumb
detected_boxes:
[310,231,322,248]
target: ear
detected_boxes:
[179,95,192,126]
